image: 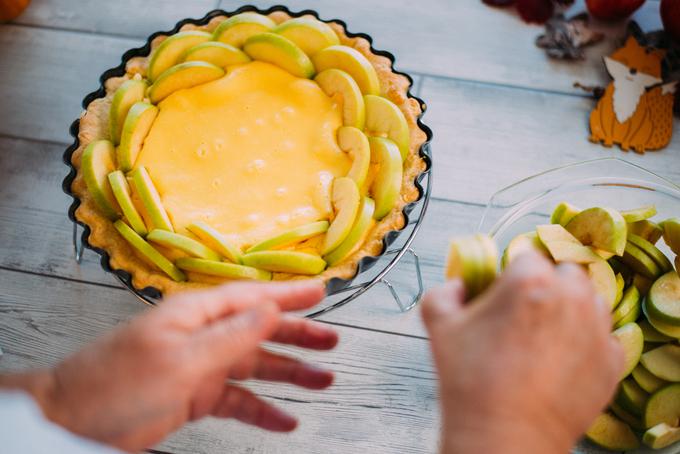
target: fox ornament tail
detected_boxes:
[589,36,675,154]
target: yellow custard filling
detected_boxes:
[136,61,350,248]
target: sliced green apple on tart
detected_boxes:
[364,94,410,161]
[247,221,329,253]
[176,257,271,281]
[213,12,276,48]
[368,137,403,220]
[585,413,640,451]
[182,41,251,67]
[147,229,221,261]
[81,140,120,220]
[274,17,339,56]
[322,177,360,254]
[565,207,627,256]
[312,45,380,95]
[243,33,315,79]
[241,250,326,275]
[128,166,174,232]
[117,102,158,172]
[186,221,242,264]
[148,62,225,104]
[108,170,147,235]
[324,197,375,266]
[315,69,365,129]
[337,126,370,188]
[109,79,148,145]
[147,31,212,81]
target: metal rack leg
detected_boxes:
[72,223,84,264]
[379,248,424,313]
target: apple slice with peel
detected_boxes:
[148,31,212,81]
[543,241,601,264]
[629,220,664,244]
[550,201,580,227]
[621,205,657,223]
[109,79,147,145]
[312,45,380,95]
[660,218,680,254]
[128,166,174,232]
[610,402,645,430]
[364,95,410,161]
[147,229,221,261]
[644,423,680,450]
[186,221,242,264]
[322,177,360,254]
[117,102,158,172]
[213,13,276,48]
[616,377,648,416]
[647,271,680,324]
[612,286,640,327]
[632,364,669,394]
[645,304,680,339]
[148,62,225,104]
[566,207,627,256]
[446,234,498,301]
[108,170,147,235]
[614,273,625,307]
[241,251,326,275]
[337,126,370,188]
[176,257,271,281]
[274,18,339,56]
[81,140,120,220]
[535,224,581,246]
[369,137,403,220]
[612,322,644,380]
[622,241,662,279]
[614,304,641,329]
[182,42,251,67]
[114,220,185,282]
[641,344,680,382]
[247,221,329,253]
[628,234,674,273]
[633,274,654,296]
[585,413,640,451]
[644,383,680,429]
[243,33,315,79]
[315,69,365,129]
[500,231,549,269]
[588,258,618,310]
[324,197,375,266]
[639,319,674,343]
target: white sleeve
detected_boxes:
[0,391,123,454]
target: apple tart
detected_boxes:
[69,9,429,295]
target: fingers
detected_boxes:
[212,384,297,432]
[421,280,465,330]
[231,350,334,390]
[270,316,339,350]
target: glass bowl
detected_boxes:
[479,157,680,454]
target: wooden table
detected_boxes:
[0,1,678,453]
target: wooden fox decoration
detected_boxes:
[589,36,676,154]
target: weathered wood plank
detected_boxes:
[0,268,439,454]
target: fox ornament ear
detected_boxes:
[589,37,675,154]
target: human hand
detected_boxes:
[4,280,337,452]
[422,252,624,454]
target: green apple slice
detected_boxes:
[588,258,618,310]
[113,220,185,282]
[610,402,645,430]
[585,413,640,451]
[593,249,615,260]
[81,140,120,220]
[500,231,549,269]
[368,137,403,220]
[182,41,251,67]
[633,273,654,296]
[550,201,580,227]
[610,257,633,282]
[645,307,680,340]
[247,221,329,253]
[612,286,640,328]
[622,241,662,279]
[213,13,276,48]
[641,344,680,382]
[108,170,147,235]
[186,221,242,264]
[117,102,158,172]
[535,224,581,246]
[175,257,271,281]
[543,241,600,264]
[621,205,657,223]
[128,166,173,232]
[312,45,380,95]
[324,197,375,266]
[644,383,680,429]
[643,423,680,449]
[612,322,644,380]
[315,69,365,129]
[241,250,326,275]
[565,207,627,256]
[148,61,225,104]
[446,234,498,300]
[109,79,148,145]
[660,218,680,254]
[274,17,339,56]
[628,234,674,273]
[629,220,664,244]
[243,33,315,79]
[147,229,221,261]
[614,273,625,307]
[639,319,674,343]
[337,126,370,188]
[647,271,680,325]
[616,377,648,416]
[632,364,669,394]
[147,31,212,81]
[614,304,641,329]
[364,95,410,161]
[322,177,360,254]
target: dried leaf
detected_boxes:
[536,13,604,60]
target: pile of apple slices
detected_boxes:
[81,13,413,284]
[445,204,680,451]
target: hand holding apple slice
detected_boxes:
[108,170,147,235]
[322,177,360,254]
[117,102,158,171]
[243,33,315,79]
[312,45,380,95]
[147,31,212,81]
[81,140,120,220]
[337,126,370,188]
[109,79,148,145]
[369,137,403,220]
[445,234,498,300]
[213,13,276,48]
[315,69,365,129]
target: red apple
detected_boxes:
[662,0,680,41]
[586,0,646,21]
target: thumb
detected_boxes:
[192,302,281,374]
[421,280,465,334]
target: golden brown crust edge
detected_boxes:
[71,11,428,296]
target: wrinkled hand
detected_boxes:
[422,252,624,454]
[5,280,337,452]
